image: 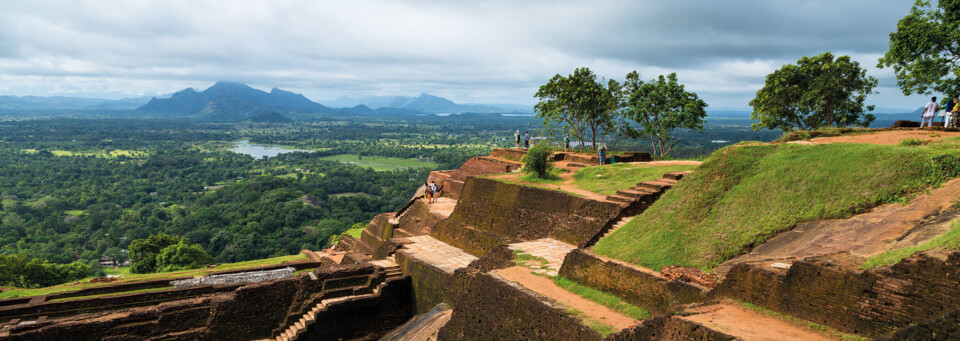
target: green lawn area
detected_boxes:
[344,226,365,239]
[317,154,438,171]
[593,142,960,271]
[0,253,308,299]
[863,218,960,269]
[573,163,698,195]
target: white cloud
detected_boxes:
[0,0,928,109]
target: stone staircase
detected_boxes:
[273,263,404,341]
[604,171,691,209]
[580,170,692,248]
[597,215,636,240]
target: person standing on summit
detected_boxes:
[514,130,521,148]
[524,132,530,149]
[921,96,939,128]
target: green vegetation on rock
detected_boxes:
[521,143,554,179]
[594,143,960,270]
[864,218,960,269]
[572,163,697,195]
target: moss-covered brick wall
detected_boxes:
[398,200,444,236]
[395,248,458,314]
[714,251,960,336]
[431,219,513,257]
[438,272,602,341]
[558,249,706,315]
[606,315,736,341]
[298,278,414,341]
[437,177,620,255]
[875,306,960,340]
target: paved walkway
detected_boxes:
[425,197,457,218]
[398,235,478,273]
[507,238,577,276]
[680,302,835,341]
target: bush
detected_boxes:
[156,242,216,272]
[521,143,553,179]
[129,233,214,273]
[899,138,928,146]
[0,254,93,288]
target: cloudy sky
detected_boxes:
[0,0,932,109]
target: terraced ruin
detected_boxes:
[4,128,960,340]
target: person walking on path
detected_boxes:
[598,143,607,165]
[514,130,521,148]
[921,97,939,128]
[524,132,530,149]
[429,181,439,203]
[945,97,956,127]
[564,134,570,152]
[423,182,432,203]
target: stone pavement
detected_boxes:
[399,235,478,274]
[507,238,577,276]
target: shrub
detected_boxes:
[156,242,216,272]
[899,138,928,146]
[129,233,214,273]
[521,143,553,179]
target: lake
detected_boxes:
[230,139,313,159]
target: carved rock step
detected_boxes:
[606,194,634,204]
[616,188,655,199]
[636,179,677,191]
[663,170,694,181]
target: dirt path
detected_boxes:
[493,266,638,330]
[680,302,836,341]
[789,129,960,145]
[718,177,960,274]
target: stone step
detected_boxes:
[636,179,675,191]
[663,170,693,181]
[616,189,652,199]
[606,194,634,204]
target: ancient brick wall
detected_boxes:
[558,249,706,315]
[398,200,444,236]
[298,277,414,340]
[875,305,960,340]
[714,251,960,336]
[489,148,527,161]
[606,315,737,341]
[435,177,620,255]
[438,272,602,341]
[395,248,458,314]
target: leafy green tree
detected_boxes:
[878,0,960,95]
[128,233,182,274]
[521,143,554,179]
[155,241,215,272]
[534,68,619,151]
[623,72,708,156]
[750,52,877,131]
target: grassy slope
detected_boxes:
[594,143,941,271]
[573,164,698,195]
[0,253,308,299]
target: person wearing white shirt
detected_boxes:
[921,97,939,128]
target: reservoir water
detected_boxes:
[230,139,313,159]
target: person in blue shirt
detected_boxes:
[598,143,607,165]
[524,132,530,149]
[564,134,570,152]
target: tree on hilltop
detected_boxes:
[750,52,877,131]
[534,67,619,151]
[622,72,707,156]
[878,0,960,96]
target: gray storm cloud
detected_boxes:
[0,0,930,109]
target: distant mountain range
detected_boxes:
[320,94,533,114]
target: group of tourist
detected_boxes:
[423,181,441,204]
[920,96,960,128]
